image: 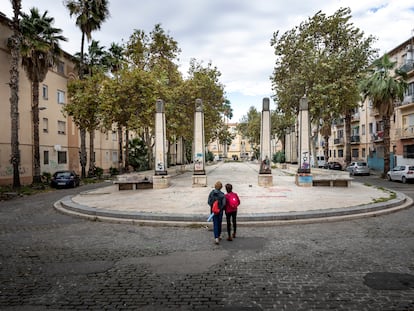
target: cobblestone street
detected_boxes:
[1,177,414,310]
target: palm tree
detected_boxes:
[65,0,109,178]
[9,0,22,189]
[360,54,408,175]
[20,8,67,184]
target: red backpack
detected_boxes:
[227,192,239,211]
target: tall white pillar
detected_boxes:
[153,99,170,189]
[296,95,312,187]
[192,99,207,187]
[258,97,273,186]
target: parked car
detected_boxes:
[50,170,80,188]
[324,161,342,170]
[387,165,414,183]
[346,161,370,176]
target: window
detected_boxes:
[43,150,49,165]
[57,151,67,164]
[337,129,344,138]
[403,145,414,158]
[57,90,65,104]
[42,84,48,99]
[352,148,359,158]
[42,118,48,133]
[338,149,344,158]
[58,121,66,135]
[369,123,373,134]
[112,151,118,163]
[362,148,366,158]
[361,124,366,136]
[57,61,65,74]
[112,131,117,141]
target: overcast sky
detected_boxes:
[1,0,414,122]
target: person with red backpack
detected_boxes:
[208,181,226,245]
[224,183,240,241]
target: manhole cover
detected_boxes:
[364,272,414,290]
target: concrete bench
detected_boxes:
[113,176,152,190]
[312,175,353,187]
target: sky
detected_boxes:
[1,0,414,122]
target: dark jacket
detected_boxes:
[208,189,226,213]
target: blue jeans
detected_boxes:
[213,212,223,238]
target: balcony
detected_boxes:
[396,126,414,139]
[351,113,360,121]
[399,60,414,73]
[334,137,344,145]
[350,135,360,143]
[371,131,384,142]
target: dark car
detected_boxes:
[325,161,342,170]
[50,170,80,188]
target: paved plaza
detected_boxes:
[1,162,414,310]
[57,161,410,225]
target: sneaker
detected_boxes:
[227,236,233,241]
[215,238,219,244]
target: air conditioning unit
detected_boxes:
[54,144,61,151]
[406,45,412,51]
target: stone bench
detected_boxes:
[312,175,353,187]
[113,176,152,190]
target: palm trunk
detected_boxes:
[88,130,95,177]
[10,1,21,189]
[32,80,42,184]
[383,115,391,176]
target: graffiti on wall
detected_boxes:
[0,166,27,177]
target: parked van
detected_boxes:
[310,155,326,168]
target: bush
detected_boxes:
[109,166,119,176]
[273,151,285,163]
[206,150,214,162]
[94,167,104,179]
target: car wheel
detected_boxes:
[387,174,392,181]
[402,176,407,184]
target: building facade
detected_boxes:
[0,13,119,185]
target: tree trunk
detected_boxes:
[383,115,391,176]
[344,113,352,166]
[10,0,21,189]
[88,130,95,177]
[80,128,87,178]
[32,80,42,184]
[117,126,123,173]
[124,129,129,172]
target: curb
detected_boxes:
[54,191,413,227]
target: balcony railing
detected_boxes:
[351,135,360,143]
[399,60,414,73]
[371,131,384,142]
[334,137,344,145]
[396,126,414,139]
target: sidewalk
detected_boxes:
[55,161,412,225]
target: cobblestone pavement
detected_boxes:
[1,173,414,310]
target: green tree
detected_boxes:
[270,7,377,164]
[65,0,109,178]
[20,8,66,184]
[237,106,261,155]
[128,137,149,171]
[360,54,408,175]
[9,0,22,189]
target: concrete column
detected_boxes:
[192,99,207,187]
[258,97,273,186]
[153,99,170,189]
[296,95,312,187]
[176,136,184,165]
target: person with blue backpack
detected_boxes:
[207,181,226,245]
[224,183,240,241]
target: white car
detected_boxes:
[346,161,370,176]
[387,165,414,183]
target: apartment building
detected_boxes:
[0,12,120,185]
[323,36,414,171]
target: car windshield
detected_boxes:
[409,166,414,170]
[56,172,71,178]
[356,162,367,166]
